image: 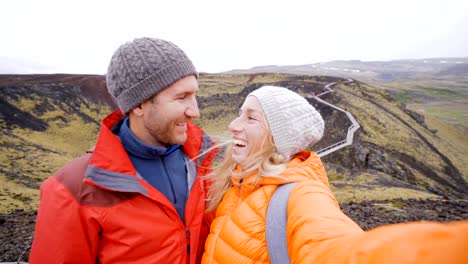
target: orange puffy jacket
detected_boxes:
[30,110,218,264]
[202,151,468,264]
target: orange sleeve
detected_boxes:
[287,181,468,264]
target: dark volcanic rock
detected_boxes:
[341,198,468,230]
[1,198,467,261]
[0,210,35,262]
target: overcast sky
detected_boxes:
[1,0,467,74]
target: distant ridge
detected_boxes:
[0,74,116,109]
[224,57,468,82]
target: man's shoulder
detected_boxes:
[43,152,93,196]
[39,152,91,199]
[54,152,93,182]
[46,151,138,206]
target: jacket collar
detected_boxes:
[84,110,218,194]
[231,151,329,190]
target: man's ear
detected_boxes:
[130,104,145,117]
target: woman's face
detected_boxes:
[228,96,271,168]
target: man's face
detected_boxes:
[132,75,200,147]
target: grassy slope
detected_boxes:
[1,73,466,213]
[371,79,468,180]
[0,94,110,214]
[320,80,467,201]
[198,74,467,202]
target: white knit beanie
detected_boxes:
[248,86,324,160]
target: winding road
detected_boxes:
[305,79,361,157]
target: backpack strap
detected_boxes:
[266,182,298,264]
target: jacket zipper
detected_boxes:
[208,180,244,263]
[237,178,243,201]
[186,227,191,254]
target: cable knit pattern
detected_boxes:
[249,86,324,160]
[106,37,197,113]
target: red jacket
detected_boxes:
[30,110,217,264]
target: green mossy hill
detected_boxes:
[322,80,467,200]
[0,73,467,214]
[0,74,114,214]
[197,73,467,202]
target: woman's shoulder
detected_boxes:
[281,151,329,185]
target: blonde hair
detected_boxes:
[204,133,288,212]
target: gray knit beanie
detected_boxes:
[106,37,198,114]
[249,86,324,160]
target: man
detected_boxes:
[29,37,217,263]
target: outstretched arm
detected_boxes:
[287,180,468,264]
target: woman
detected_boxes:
[202,86,467,264]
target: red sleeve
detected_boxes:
[29,177,102,264]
